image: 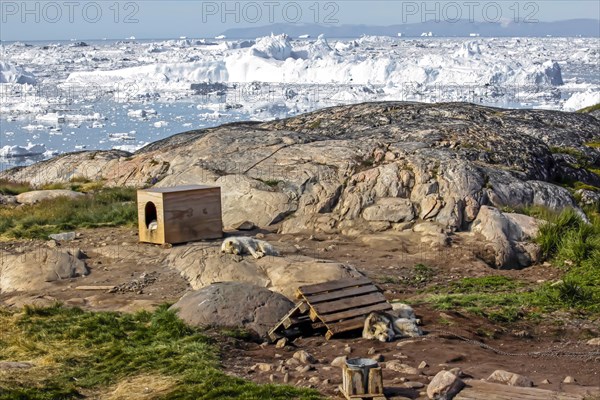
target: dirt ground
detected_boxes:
[1,226,599,399]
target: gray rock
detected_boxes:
[48,232,77,241]
[169,282,294,337]
[427,370,465,400]
[0,249,88,292]
[165,242,361,299]
[15,190,84,204]
[331,356,347,368]
[362,198,415,223]
[293,350,316,364]
[487,370,533,387]
[586,338,600,346]
[230,220,257,231]
[386,361,419,375]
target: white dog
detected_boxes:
[220,236,279,259]
[363,306,422,342]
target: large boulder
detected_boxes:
[471,206,541,269]
[0,249,88,292]
[169,282,294,337]
[15,190,84,204]
[164,242,362,299]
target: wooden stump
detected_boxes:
[341,358,386,399]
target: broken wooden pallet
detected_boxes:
[268,277,392,341]
[455,380,585,400]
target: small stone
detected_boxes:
[276,338,288,348]
[403,381,425,389]
[46,240,58,248]
[427,370,465,400]
[586,338,600,346]
[293,350,316,364]
[255,363,272,372]
[308,377,320,384]
[371,354,384,362]
[386,361,419,375]
[49,232,76,241]
[269,374,275,382]
[232,220,256,231]
[418,361,428,369]
[322,379,330,385]
[331,356,347,368]
[563,376,576,384]
[283,373,290,383]
[541,379,551,384]
[343,346,352,354]
[286,358,300,366]
[368,347,376,355]
[487,370,533,387]
[296,365,313,374]
[449,368,463,378]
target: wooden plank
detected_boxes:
[75,286,116,291]
[456,381,584,400]
[306,284,380,304]
[326,316,369,336]
[298,276,372,297]
[368,368,384,395]
[319,302,392,324]
[267,301,306,341]
[312,292,388,315]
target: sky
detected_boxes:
[0,0,599,41]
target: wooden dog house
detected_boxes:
[137,185,223,245]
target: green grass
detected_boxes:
[0,187,138,239]
[0,179,32,196]
[577,103,600,114]
[423,208,600,323]
[0,305,320,399]
[548,146,590,169]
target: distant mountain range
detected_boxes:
[222,19,600,38]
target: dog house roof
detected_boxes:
[140,185,220,194]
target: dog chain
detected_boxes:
[423,330,600,361]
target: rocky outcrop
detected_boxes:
[164,242,362,299]
[2,102,598,269]
[169,282,294,337]
[0,248,88,292]
[15,189,84,204]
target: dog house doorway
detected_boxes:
[145,201,158,230]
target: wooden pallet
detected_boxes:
[268,277,392,341]
[455,380,585,400]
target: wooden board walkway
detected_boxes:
[455,380,586,400]
[269,277,392,341]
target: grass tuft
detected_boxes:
[0,187,138,239]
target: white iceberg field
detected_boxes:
[0,143,53,158]
[0,34,598,169]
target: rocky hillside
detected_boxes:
[3,102,599,268]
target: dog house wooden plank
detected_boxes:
[162,188,222,243]
[297,276,372,297]
[305,284,380,304]
[319,303,393,324]
[312,293,388,315]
